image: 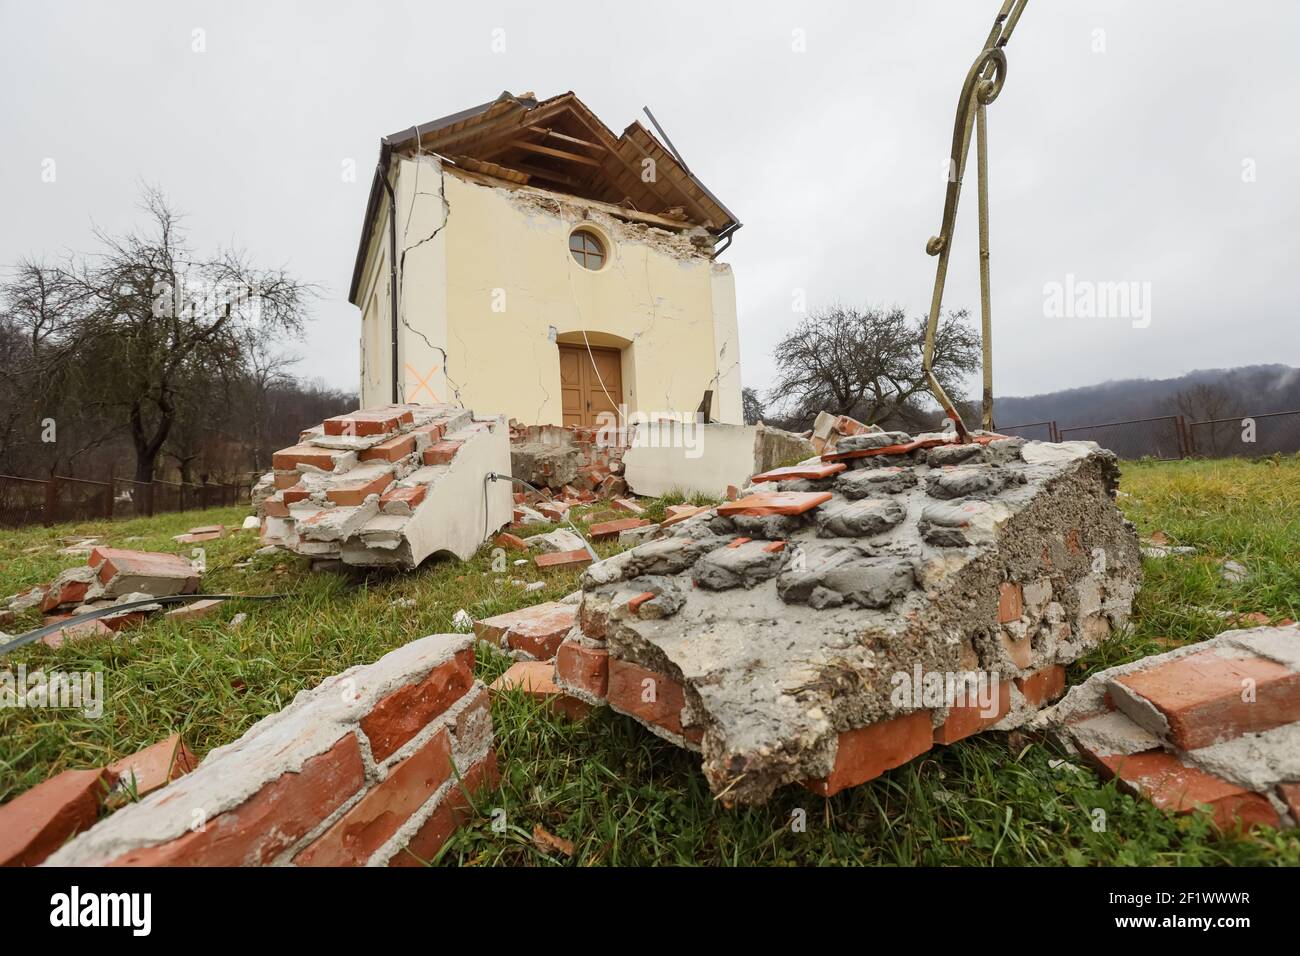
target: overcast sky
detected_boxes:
[2,0,1297,406]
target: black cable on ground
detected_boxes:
[1,593,285,658]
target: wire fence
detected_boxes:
[0,474,252,529]
[1000,410,1300,461]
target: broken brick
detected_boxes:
[494,532,528,551]
[360,648,475,762]
[379,484,427,513]
[606,658,693,740]
[294,730,454,866]
[555,642,609,699]
[1015,665,1067,707]
[804,711,934,797]
[1097,750,1281,832]
[89,547,199,596]
[107,735,197,798]
[934,680,1011,745]
[588,517,650,540]
[325,471,394,506]
[0,768,115,867]
[389,750,499,867]
[359,433,418,463]
[1110,648,1300,750]
[535,549,592,570]
[474,603,575,660]
[612,498,645,515]
[717,491,832,518]
[323,408,413,437]
[998,582,1023,623]
[271,443,342,471]
[490,660,591,721]
[422,440,462,466]
[750,462,848,483]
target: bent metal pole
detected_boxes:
[922,0,1029,440]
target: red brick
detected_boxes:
[89,547,198,593]
[282,485,310,504]
[607,658,692,738]
[0,768,114,867]
[661,504,707,528]
[494,532,528,551]
[107,734,197,798]
[389,750,500,867]
[727,537,754,549]
[555,642,609,699]
[717,491,832,518]
[274,471,300,490]
[42,619,115,649]
[537,502,570,522]
[934,680,1010,745]
[588,517,650,540]
[578,598,609,641]
[626,592,656,614]
[1112,649,1300,750]
[474,603,574,661]
[271,443,340,471]
[998,582,1023,623]
[1015,665,1067,707]
[361,648,474,763]
[763,540,787,554]
[750,462,848,483]
[41,578,92,612]
[295,730,453,866]
[535,549,592,570]
[108,734,366,866]
[1277,782,1300,821]
[804,711,934,797]
[262,498,290,518]
[490,661,591,721]
[422,440,462,465]
[1097,750,1280,832]
[165,598,225,622]
[325,471,394,507]
[323,408,413,437]
[359,433,417,463]
[1066,528,1081,554]
[410,422,445,443]
[379,485,426,511]
[611,498,645,515]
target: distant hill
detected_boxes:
[996,365,1300,428]
[992,365,1300,457]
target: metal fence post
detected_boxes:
[43,476,58,527]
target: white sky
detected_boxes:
[2,0,1297,402]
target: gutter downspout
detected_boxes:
[378,147,400,404]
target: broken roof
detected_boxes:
[348,91,740,304]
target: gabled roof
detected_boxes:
[348,91,739,304]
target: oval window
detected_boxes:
[568,229,606,270]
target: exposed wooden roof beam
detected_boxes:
[506,139,604,167]
[527,125,604,153]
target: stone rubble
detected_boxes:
[554,431,1143,804]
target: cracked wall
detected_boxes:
[357,154,742,425]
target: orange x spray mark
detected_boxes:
[404,363,441,403]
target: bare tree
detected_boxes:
[25,186,315,483]
[768,305,981,431]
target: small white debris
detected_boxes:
[524,582,545,593]
[242,515,260,531]
[1220,559,1248,584]
[452,609,474,632]
[559,589,582,605]
[227,613,248,631]
[392,597,417,609]
[513,559,529,566]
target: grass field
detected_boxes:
[2,458,1298,865]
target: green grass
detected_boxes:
[3,458,1299,866]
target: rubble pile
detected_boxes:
[553,431,1143,804]
[508,422,632,497]
[255,403,513,568]
[1035,623,1300,831]
[1,547,203,649]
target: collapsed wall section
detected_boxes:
[256,403,513,567]
[556,433,1142,804]
[45,633,496,867]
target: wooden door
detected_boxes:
[558,344,622,427]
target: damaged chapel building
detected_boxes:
[348,91,744,428]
